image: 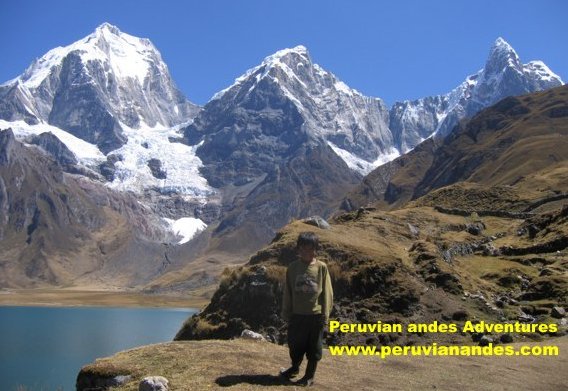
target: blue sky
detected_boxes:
[1,0,566,106]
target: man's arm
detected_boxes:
[281,267,292,321]
[321,264,333,324]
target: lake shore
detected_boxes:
[0,288,209,309]
[1,305,198,391]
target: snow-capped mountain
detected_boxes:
[182,46,367,249]
[390,37,563,152]
[0,23,199,153]
[203,46,395,175]
[0,24,212,200]
[0,25,565,289]
[179,40,564,252]
[0,23,215,249]
[190,40,562,176]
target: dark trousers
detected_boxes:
[288,314,324,364]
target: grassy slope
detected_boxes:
[174,199,566,347]
[78,337,568,391]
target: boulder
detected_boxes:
[479,335,493,346]
[518,313,536,323]
[480,243,499,256]
[466,222,485,236]
[551,306,566,319]
[241,329,266,342]
[302,216,331,230]
[471,333,483,343]
[139,376,169,391]
[452,310,469,321]
[539,268,554,277]
[407,223,420,238]
[500,334,514,343]
[147,158,167,179]
[76,374,131,391]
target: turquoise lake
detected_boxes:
[0,306,197,391]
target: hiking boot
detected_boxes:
[296,360,317,386]
[279,365,300,379]
[296,376,315,387]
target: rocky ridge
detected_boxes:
[175,198,567,347]
[345,85,568,211]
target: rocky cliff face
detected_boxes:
[182,47,382,250]
[192,46,394,176]
[30,132,78,167]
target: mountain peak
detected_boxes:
[91,22,152,48]
[485,37,521,74]
[493,37,512,50]
[210,45,312,101]
[260,45,312,71]
[1,23,199,137]
[10,23,157,90]
[81,24,157,83]
[268,45,309,59]
[95,22,122,36]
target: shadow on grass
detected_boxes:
[216,374,294,387]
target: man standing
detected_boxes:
[280,232,334,387]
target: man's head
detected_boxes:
[297,232,319,264]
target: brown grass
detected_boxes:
[79,337,568,391]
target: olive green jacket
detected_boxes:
[281,259,333,322]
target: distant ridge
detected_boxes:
[343,84,568,211]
